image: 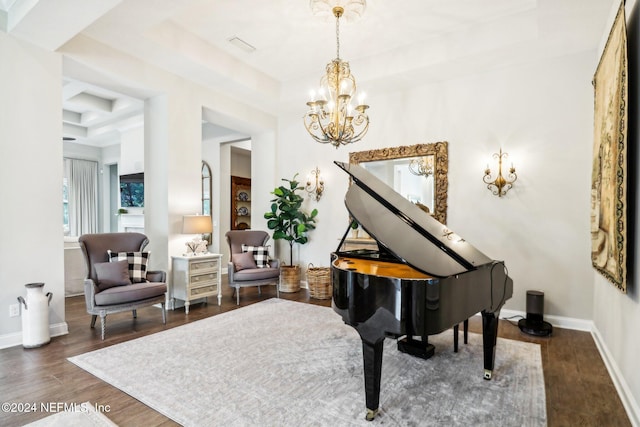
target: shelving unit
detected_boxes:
[231,176,251,230]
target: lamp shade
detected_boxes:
[182,215,213,234]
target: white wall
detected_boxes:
[119,126,144,175]
[202,135,222,257]
[591,1,640,425]
[0,29,277,344]
[230,148,251,178]
[277,51,596,303]
[0,33,66,344]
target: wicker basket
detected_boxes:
[279,265,301,293]
[307,264,332,300]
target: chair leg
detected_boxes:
[161,302,166,324]
[236,287,240,305]
[90,315,97,329]
[100,315,106,340]
[132,309,137,319]
[258,285,262,295]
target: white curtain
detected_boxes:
[64,158,98,236]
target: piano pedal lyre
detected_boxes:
[397,336,435,359]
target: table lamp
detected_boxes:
[182,215,213,255]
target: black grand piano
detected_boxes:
[331,161,513,421]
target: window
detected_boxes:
[63,158,98,236]
[202,161,212,244]
[62,177,69,235]
[202,161,212,215]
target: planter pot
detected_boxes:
[279,265,301,293]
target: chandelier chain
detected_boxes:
[336,12,340,59]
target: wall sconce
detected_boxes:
[408,156,434,177]
[182,214,213,255]
[305,166,325,201]
[483,148,517,197]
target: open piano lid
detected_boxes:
[336,161,492,277]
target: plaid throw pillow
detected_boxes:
[241,244,270,268]
[107,250,150,283]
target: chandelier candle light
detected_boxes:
[304,1,370,147]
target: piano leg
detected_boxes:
[454,324,459,352]
[361,339,384,421]
[481,310,500,380]
[454,319,470,352]
[464,318,469,344]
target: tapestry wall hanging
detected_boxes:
[591,1,628,292]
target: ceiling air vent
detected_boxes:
[228,36,256,53]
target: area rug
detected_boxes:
[68,299,546,426]
[23,402,117,427]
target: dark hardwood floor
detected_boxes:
[0,279,631,427]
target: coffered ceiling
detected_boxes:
[62,78,143,146]
[1,0,613,145]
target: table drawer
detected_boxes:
[190,259,217,273]
[190,272,217,285]
[189,283,217,297]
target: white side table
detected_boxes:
[171,253,222,313]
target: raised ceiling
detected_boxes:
[1,0,613,144]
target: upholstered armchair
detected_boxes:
[225,230,280,305]
[78,232,167,339]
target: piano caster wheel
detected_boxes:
[484,369,493,380]
[365,408,379,421]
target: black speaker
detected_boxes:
[518,290,552,336]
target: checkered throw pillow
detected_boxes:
[241,244,270,268]
[107,250,150,283]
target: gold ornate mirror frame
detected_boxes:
[349,142,449,224]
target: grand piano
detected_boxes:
[331,161,513,421]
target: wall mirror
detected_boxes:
[349,142,448,224]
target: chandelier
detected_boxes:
[303,1,370,148]
[408,157,434,177]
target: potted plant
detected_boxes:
[350,219,360,238]
[264,174,318,292]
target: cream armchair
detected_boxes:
[78,232,167,339]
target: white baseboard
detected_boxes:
[499,308,593,331]
[0,322,69,350]
[592,326,640,427]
